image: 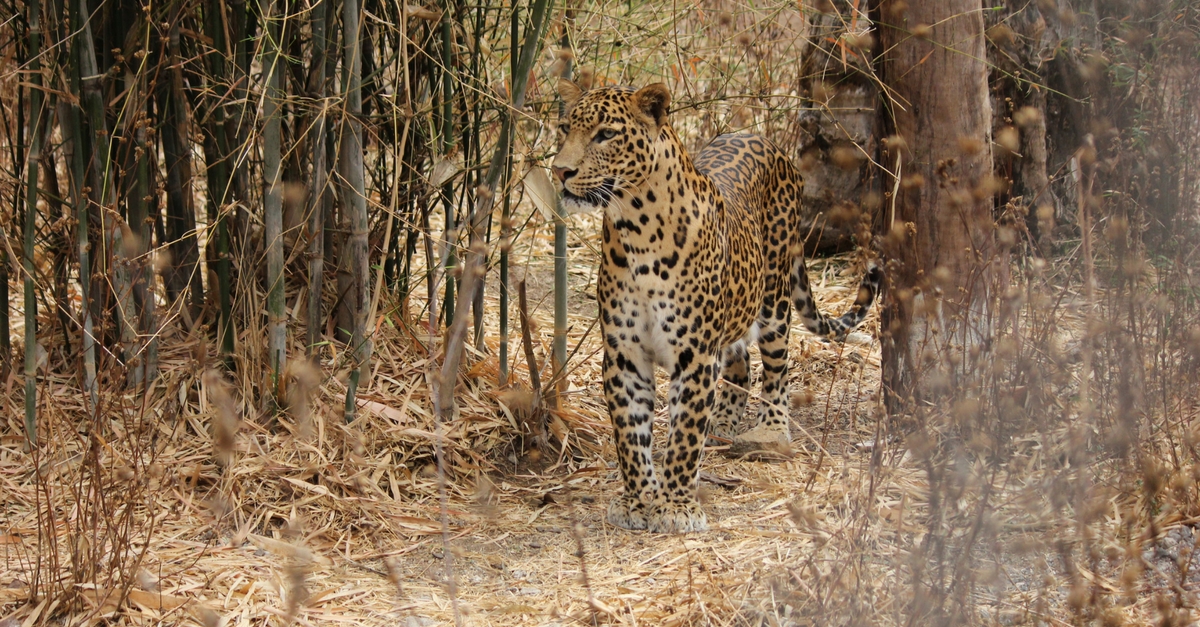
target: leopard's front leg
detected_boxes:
[602,335,659,531]
[649,343,720,533]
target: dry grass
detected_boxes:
[4,238,1194,626]
[1,242,903,626]
[1,0,1198,625]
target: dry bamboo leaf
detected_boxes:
[357,398,409,423]
[523,164,558,220]
[406,5,442,21]
[282,476,333,497]
[246,534,332,566]
[126,590,190,612]
[382,515,444,534]
[428,157,460,189]
[699,471,742,488]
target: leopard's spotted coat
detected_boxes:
[552,81,882,533]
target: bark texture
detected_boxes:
[876,0,997,413]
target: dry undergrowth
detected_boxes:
[4,221,1197,626]
[1,1,1198,625]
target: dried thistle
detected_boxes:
[829,144,864,171]
[284,360,322,439]
[995,126,1021,156]
[472,473,500,520]
[203,369,241,464]
[385,556,405,596]
[284,562,308,622]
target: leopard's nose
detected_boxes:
[552,166,577,183]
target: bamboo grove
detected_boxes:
[1,0,565,437]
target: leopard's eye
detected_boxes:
[595,128,618,142]
[558,123,570,135]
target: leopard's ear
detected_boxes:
[557,78,583,109]
[633,83,671,129]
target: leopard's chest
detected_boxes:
[598,224,726,367]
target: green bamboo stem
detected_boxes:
[437,0,552,401]
[158,12,205,321]
[135,124,158,383]
[73,0,137,388]
[263,0,287,398]
[64,4,97,408]
[340,0,371,420]
[306,0,329,362]
[551,30,572,406]
[204,1,235,361]
[23,0,44,446]
[498,5,520,387]
[439,0,456,328]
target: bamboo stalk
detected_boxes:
[158,9,205,322]
[63,8,97,408]
[439,0,456,328]
[364,2,413,369]
[435,0,552,413]
[551,28,572,408]
[306,0,329,362]
[229,0,256,240]
[467,3,491,355]
[518,280,541,395]
[263,0,287,398]
[41,150,74,356]
[497,7,520,387]
[135,123,158,383]
[120,28,154,388]
[4,42,25,377]
[204,0,236,361]
[397,136,419,311]
[340,0,371,420]
[23,0,45,446]
[73,0,136,388]
[1,79,13,370]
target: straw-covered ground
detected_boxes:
[1,217,1192,627]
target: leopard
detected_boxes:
[551,80,883,533]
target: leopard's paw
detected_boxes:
[647,499,708,534]
[607,494,650,530]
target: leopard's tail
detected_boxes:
[790,256,883,340]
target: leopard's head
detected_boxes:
[551,81,671,214]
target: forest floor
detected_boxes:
[1,212,1191,626]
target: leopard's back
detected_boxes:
[696,133,806,346]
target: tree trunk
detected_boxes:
[875,2,998,622]
[876,0,996,414]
